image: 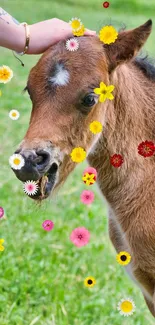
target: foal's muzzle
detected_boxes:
[12,149,59,200]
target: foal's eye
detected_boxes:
[82,94,97,107]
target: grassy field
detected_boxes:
[0,0,155,324]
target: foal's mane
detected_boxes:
[134,54,155,81]
[104,50,155,149]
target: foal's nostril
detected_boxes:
[14,149,21,154]
[50,162,58,173]
[35,150,50,170]
[14,150,38,164]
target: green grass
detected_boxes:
[0,0,155,324]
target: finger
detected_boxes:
[84,29,96,36]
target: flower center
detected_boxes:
[120,255,127,261]
[88,279,93,285]
[105,32,112,39]
[14,158,20,165]
[28,185,33,191]
[121,301,133,313]
[78,234,83,240]
[144,145,151,153]
[3,70,9,77]
[101,90,107,95]
[12,113,17,117]
[114,157,120,163]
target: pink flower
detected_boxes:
[42,220,54,231]
[80,190,95,205]
[83,167,97,179]
[0,207,4,218]
[66,38,79,51]
[23,180,39,196]
[70,227,90,247]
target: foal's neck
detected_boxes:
[87,61,155,212]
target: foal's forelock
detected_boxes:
[48,62,70,86]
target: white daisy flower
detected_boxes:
[9,154,25,170]
[9,109,20,120]
[66,38,79,52]
[117,297,136,316]
[69,17,82,32]
[23,181,39,196]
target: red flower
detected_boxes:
[138,140,155,157]
[110,154,123,167]
[103,1,110,8]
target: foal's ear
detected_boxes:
[104,19,152,72]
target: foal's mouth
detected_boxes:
[12,147,62,201]
[29,162,58,201]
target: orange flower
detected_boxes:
[0,65,13,84]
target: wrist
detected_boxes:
[13,24,26,53]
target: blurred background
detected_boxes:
[0,0,155,324]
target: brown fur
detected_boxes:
[17,20,155,316]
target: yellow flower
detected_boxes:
[0,239,5,251]
[82,173,95,185]
[72,24,85,36]
[94,82,115,103]
[84,276,96,288]
[0,90,2,96]
[70,147,86,163]
[0,65,13,84]
[69,17,82,32]
[89,121,103,134]
[117,298,135,316]
[99,25,118,44]
[116,251,131,266]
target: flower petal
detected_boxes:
[107,93,114,100]
[94,88,101,95]
[107,85,115,92]
[99,94,106,102]
[100,82,107,90]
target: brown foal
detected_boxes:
[12,20,155,316]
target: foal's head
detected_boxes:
[12,20,152,200]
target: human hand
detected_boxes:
[27,18,96,54]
